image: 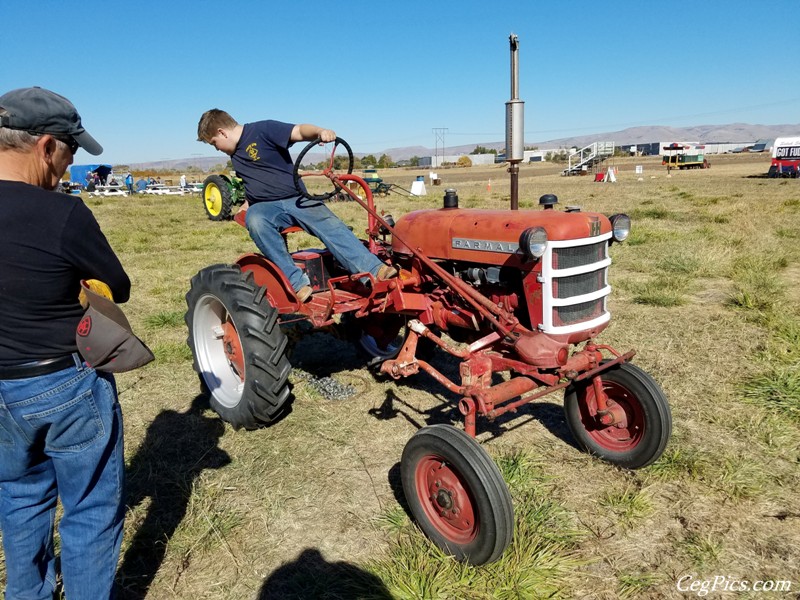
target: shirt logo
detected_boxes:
[245,143,260,162]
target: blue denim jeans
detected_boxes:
[0,355,125,600]
[245,197,384,291]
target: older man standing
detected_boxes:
[0,87,130,599]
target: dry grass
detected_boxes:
[2,153,799,599]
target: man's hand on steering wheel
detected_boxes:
[318,129,336,143]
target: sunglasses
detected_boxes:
[52,134,80,155]
[30,131,80,155]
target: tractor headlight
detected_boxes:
[609,214,631,243]
[519,227,547,260]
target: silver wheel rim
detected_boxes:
[193,293,245,409]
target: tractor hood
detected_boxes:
[391,208,612,266]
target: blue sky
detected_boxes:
[2,0,798,165]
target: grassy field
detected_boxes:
[2,153,798,599]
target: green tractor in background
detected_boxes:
[201,173,246,221]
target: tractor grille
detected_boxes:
[554,298,606,326]
[552,241,606,270]
[540,236,612,334]
[553,268,607,299]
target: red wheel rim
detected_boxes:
[581,380,645,451]
[414,455,477,544]
[221,320,245,380]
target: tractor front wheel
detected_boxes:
[564,361,671,469]
[401,424,514,565]
[202,175,234,221]
[185,264,293,429]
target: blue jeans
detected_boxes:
[245,197,384,291]
[0,356,125,600]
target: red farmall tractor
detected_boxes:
[185,138,671,565]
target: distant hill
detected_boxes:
[527,123,798,150]
[421,124,799,160]
[122,123,800,170]
[127,156,228,172]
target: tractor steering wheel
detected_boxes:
[293,137,354,201]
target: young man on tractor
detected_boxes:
[196,109,397,302]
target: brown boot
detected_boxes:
[376,264,398,280]
[295,285,313,303]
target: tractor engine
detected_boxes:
[390,190,630,353]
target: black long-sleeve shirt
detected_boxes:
[0,180,130,366]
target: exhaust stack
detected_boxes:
[505,33,524,210]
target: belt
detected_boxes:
[0,355,77,380]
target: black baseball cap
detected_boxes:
[0,86,102,155]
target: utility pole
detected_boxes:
[432,128,448,169]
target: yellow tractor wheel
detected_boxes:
[202,175,234,221]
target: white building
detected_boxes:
[419,154,496,168]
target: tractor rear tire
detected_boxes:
[203,174,234,221]
[401,424,514,565]
[185,264,293,429]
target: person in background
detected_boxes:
[196,108,397,302]
[125,171,134,195]
[0,86,131,599]
[180,173,186,189]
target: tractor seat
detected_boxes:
[280,226,303,236]
[233,208,303,237]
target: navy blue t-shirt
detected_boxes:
[231,120,308,203]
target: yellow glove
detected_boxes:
[79,279,114,308]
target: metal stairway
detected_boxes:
[562,141,615,176]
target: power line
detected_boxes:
[432,128,448,167]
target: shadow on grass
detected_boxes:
[116,394,231,599]
[289,327,579,448]
[370,386,577,450]
[386,462,411,517]
[288,328,364,376]
[258,548,394,599]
